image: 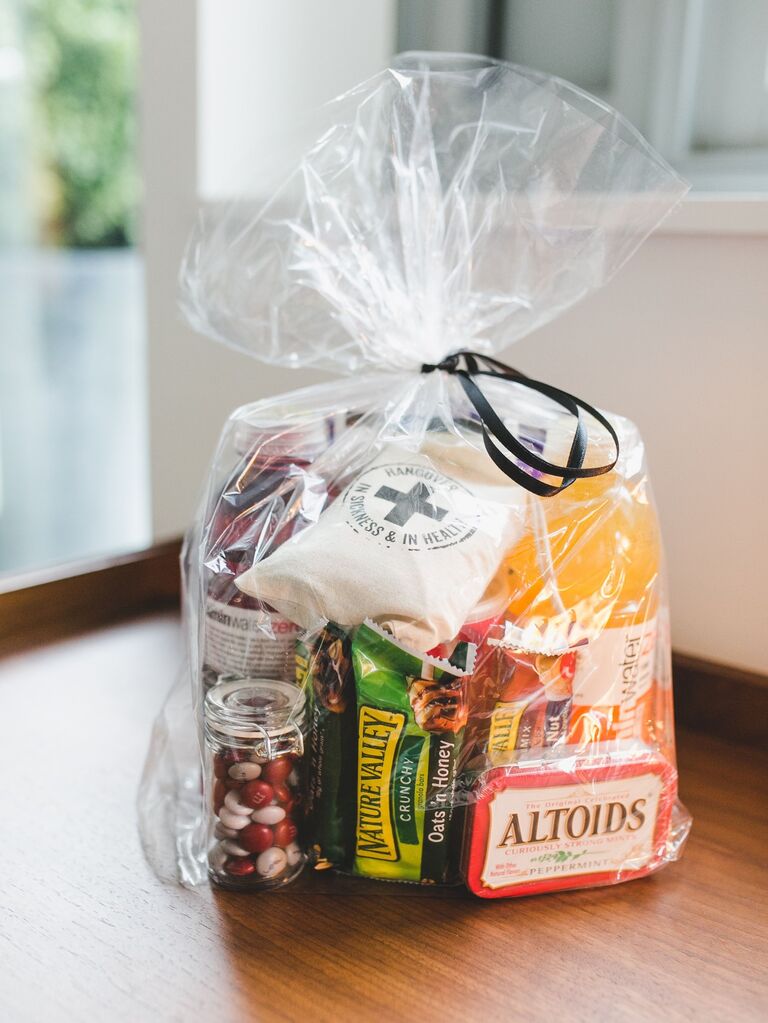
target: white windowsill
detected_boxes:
[197,192,768,238]
[659,194,768,236]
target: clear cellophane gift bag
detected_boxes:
[138,53,691,896]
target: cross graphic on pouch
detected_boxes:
[374,482,449,527]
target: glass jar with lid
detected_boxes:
[204,677,307,889]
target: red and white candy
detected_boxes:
[255,847,288,878]
[211,749,304,885]
[218,808,251,831]
[223,789,253,815]
[222,839,251,857]
[228,762,262,781]
[251,805,286,825]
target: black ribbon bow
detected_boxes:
[421,351,619,497]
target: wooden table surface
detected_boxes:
[0,614,766,1023]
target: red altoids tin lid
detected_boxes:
[462,744,677,898]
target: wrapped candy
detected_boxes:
[139,53,691,896]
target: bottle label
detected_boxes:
[480,772,663,891]
[204,597,301,681]
[570,618,656,741]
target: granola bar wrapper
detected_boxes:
[351,621,472,884]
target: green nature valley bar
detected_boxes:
[351,622,469,883]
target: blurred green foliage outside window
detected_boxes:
[25,0,138,248]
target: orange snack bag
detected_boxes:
[500,429,673,756]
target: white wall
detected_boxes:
[199,0,397,199]
[140,0,396,542]
[513,231,768,675]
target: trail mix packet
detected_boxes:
[297,623,357,870]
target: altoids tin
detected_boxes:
[462,743,677,898]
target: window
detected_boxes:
[0,0,149,577]
[398,0,768,191]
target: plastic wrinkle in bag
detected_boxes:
[138,53,692,897]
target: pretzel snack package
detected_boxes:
[138,53,692,897]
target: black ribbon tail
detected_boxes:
[421,351,619,497]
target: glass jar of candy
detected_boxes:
[204,677,307,889]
